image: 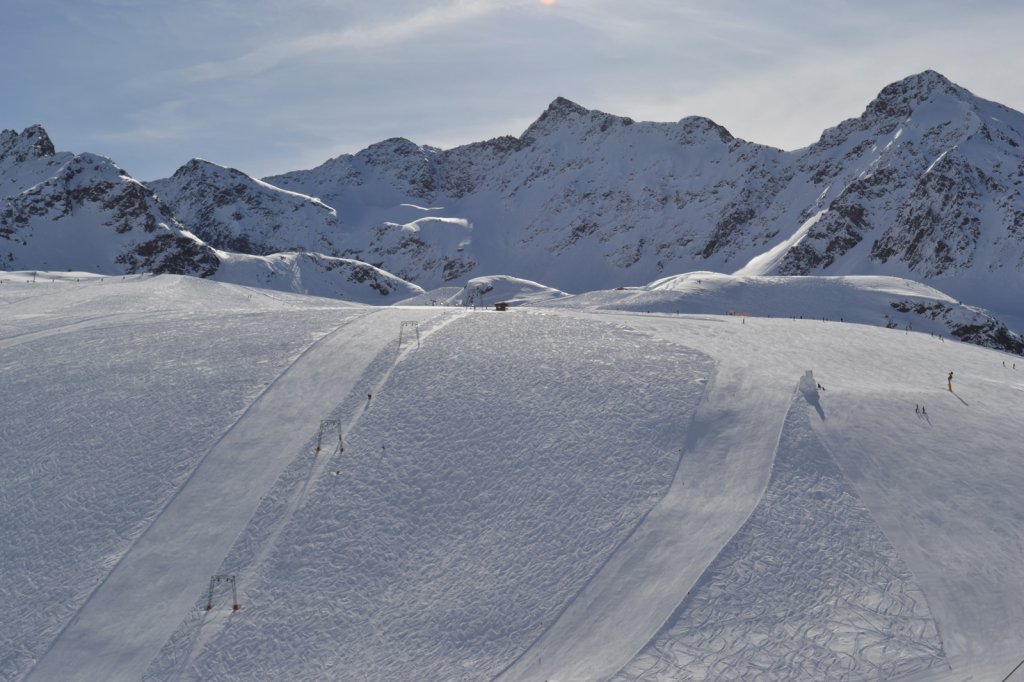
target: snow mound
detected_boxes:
[211,250,423,304]
[391,286,465,306]
[457,275,570,307]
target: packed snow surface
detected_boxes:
[2,274,1024,681]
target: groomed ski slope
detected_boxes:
[1,275,356,681]
[2,275,1024,681]
[143,309,713,681]
[23,305,454,682]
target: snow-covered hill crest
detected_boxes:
[212,250,424,304]
[539,272,1024,355]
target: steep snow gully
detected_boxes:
[24,307,458,682]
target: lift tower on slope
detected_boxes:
[315,419,344,456]
[206,574,239,611]
[399,321,420,349]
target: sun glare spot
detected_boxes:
[539,0,556,5]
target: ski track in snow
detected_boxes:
[1,282,357,681]
[20,303,446,682]
[495,336,793,682]
[141,310,467,681]
[613,389,946,681]
[146,312,713,681]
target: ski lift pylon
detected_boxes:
[315,419,344,456]
[205,574,239,611]
[398,321,420,348]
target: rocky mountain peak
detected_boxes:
[175,157,212,175]
[357,137,436,166]
[810,70,977,151]
[864,70,968,120]
[676,116,735,144]
[0,124,56,163]
[170,157,252,184]
[545,96,591,119]
[521,97,635,142]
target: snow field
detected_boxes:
[0,283,361,681]
[584,311,1024,681]
[153,311,713,681]
[812,373,1024,666]
[4,276,1024,682]
[23,304,452,682]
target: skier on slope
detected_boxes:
[947,371,954,392]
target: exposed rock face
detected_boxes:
[889,299,1024,355]
[0,125,75,197]
[0,124,56,163]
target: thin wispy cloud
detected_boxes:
[180,0,523,83]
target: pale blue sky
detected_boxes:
[4,0,1023,180]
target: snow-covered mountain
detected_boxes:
[759,71,1024,315]
[0,127,219,277]
[6,69,1024,325]
[0,129,422,302]
[263,103,787,293]
[147,159,342,256]
[262,70,1024,322]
